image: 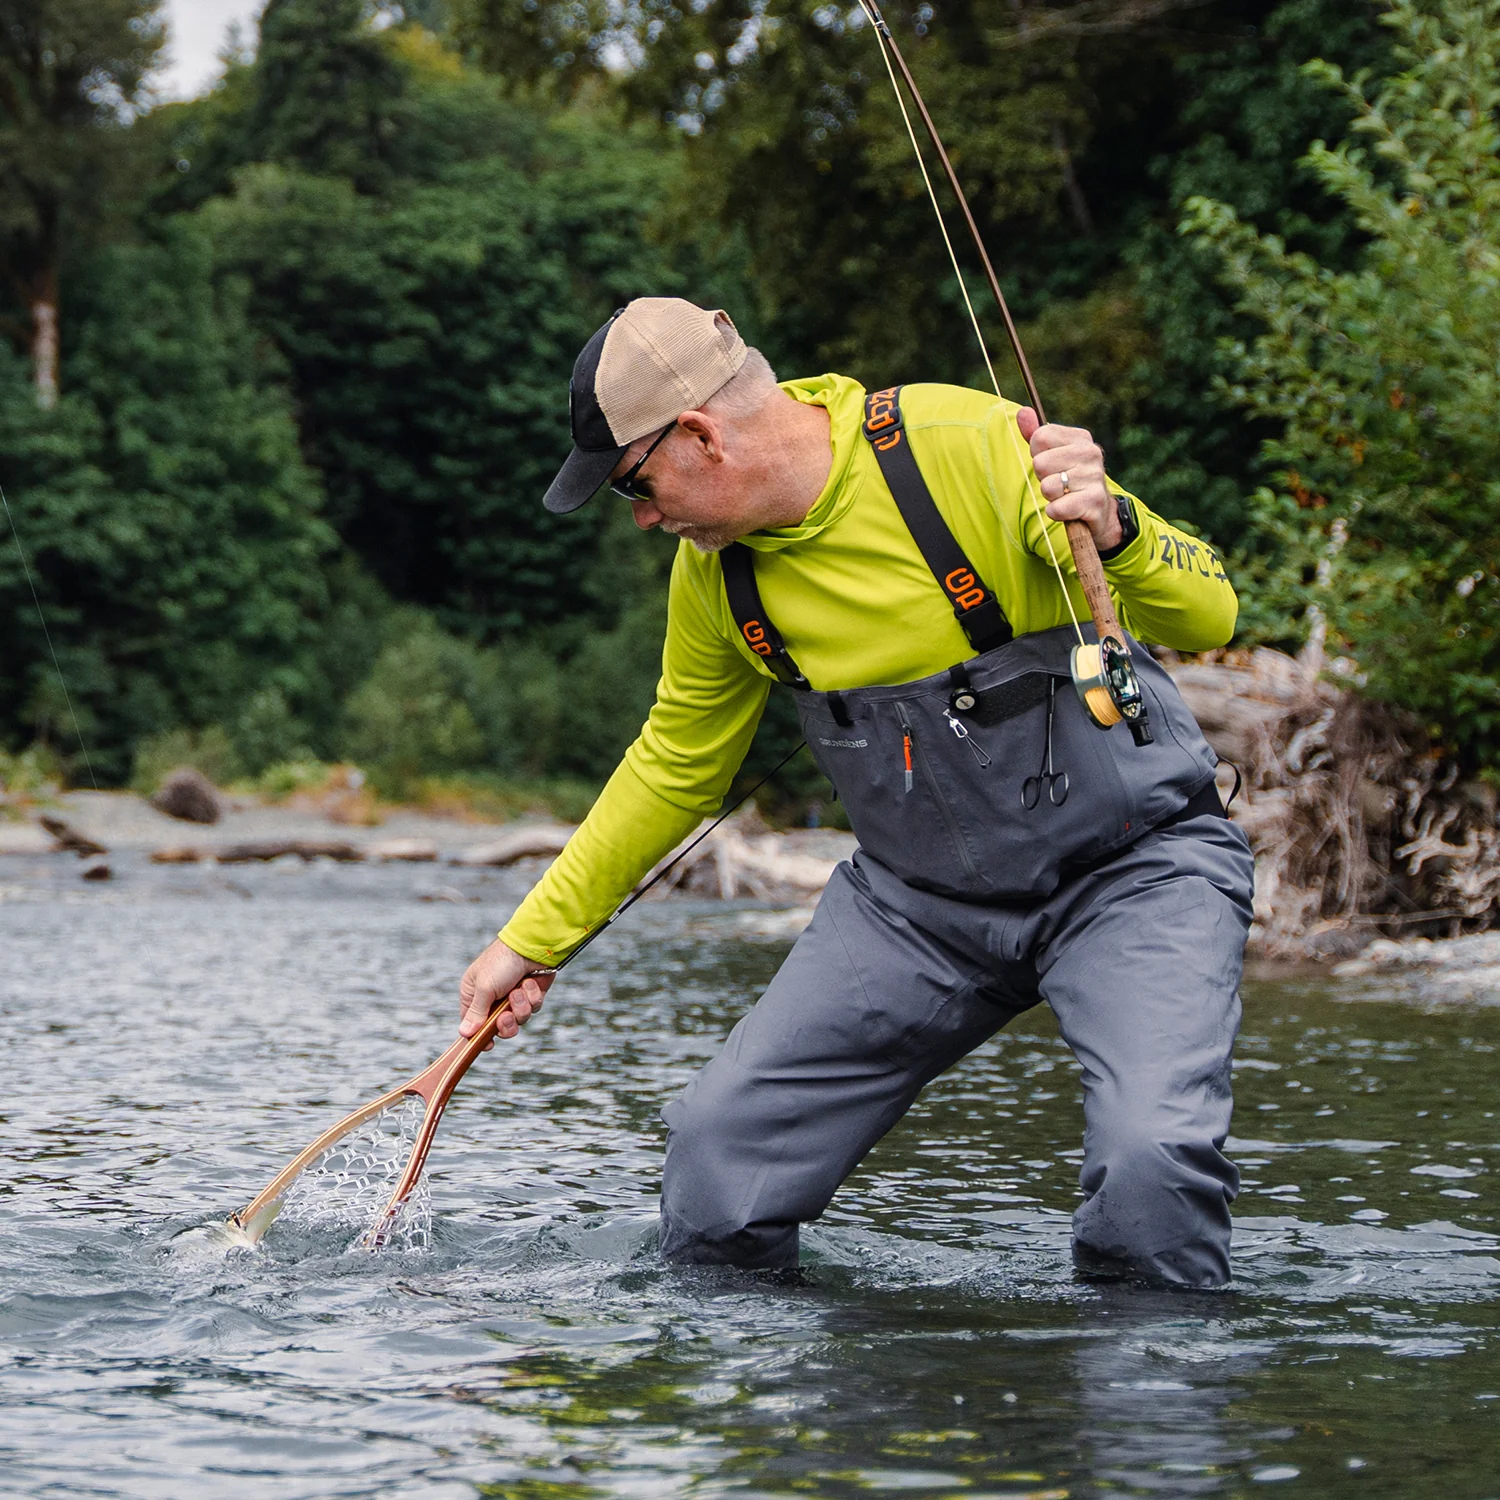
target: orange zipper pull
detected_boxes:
[902,728,914,793]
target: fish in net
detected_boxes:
[276,1095,433,1252]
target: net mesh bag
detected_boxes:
[277,1094,433,1252]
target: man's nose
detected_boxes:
[631,498,662,530]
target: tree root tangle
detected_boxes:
[1168,629,1499,960]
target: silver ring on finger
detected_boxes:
[1059,470,1071,494]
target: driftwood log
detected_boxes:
[450,825,574,867]
[639,820,839,904]
[150,846,203,864]
[152,839,435,864]
[368,838,439,862]
[216,839,365,864]
[39,815,107,858]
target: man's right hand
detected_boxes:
[458,937,554,1043]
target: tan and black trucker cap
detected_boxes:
[543,298,748,514]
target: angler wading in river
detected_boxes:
[458,296,1254,1288]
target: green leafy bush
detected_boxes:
[254,758,337,800]
[0,743,64,799]
[199,109,705,637]
[130,725,241,792]
[232,685,314,776]
[1184,0,1500,761]
[342,625,489,797]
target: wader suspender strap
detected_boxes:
[861,387,1014,654]
[718,385,1012,695]
[720,542,811,690]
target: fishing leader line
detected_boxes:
[857,0,1087,653]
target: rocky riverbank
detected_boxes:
[0,786,853,910]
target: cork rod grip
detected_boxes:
[1065,519,1125,648]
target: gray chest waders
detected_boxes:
[720,388,1225,904]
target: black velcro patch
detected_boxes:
[963,671,1055,727]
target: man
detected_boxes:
[459,298,1253,1287]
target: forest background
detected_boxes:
[0,0,1495,826]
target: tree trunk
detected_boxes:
[31,260,58,410]
[1051,120,1095,235]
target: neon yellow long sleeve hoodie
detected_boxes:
[500,375,1236,962]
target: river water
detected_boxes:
[2,850,1497,1498]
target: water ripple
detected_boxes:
[2,853,1499,1496]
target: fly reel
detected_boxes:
[1071,636,1154,746]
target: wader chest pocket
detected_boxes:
[801,699,974,895]
[799,674,1136,902]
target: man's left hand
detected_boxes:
[1016,408,1120,551]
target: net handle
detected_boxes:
[235,742,809,1246]
[358,998,521,1244]
[357,747,808,1244]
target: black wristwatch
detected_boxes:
[1097,491,1139,562]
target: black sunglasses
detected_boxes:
[609,422,677,502]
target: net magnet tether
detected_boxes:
[1070,638,1154,746]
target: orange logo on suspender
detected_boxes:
[864,388,904,452]
[742,621,774,658]
[943,568,985,612]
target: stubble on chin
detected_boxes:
[661,520,736,554]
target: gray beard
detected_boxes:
[661,520,737,553]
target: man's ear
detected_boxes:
[676,409,726,464]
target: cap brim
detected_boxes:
[544,443,626,514]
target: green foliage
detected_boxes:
[1,2,704,787]
[244,0,415,191]
[339,616,576,795]
[130,724,240,792]
[0,220,335,781]
[540,503,673,780]
[342,623,492,795]
[1015,279,1156,482]
[453,0,1388,550]
[194,57,722,633]
[232,685,315,776]
[1184,0,1500,761]
[1122,0,1390,539]
[0,741,63,797]
[253,757,338,800]
[337,593,667,798]
[617,0,1134,386]
[10,0,1482,817]
[0,0,166,321]
[457,2,1139,380]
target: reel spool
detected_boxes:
[1071,637,1154,746]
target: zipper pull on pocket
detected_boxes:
[944,709,991,767]
[899,711,915,793]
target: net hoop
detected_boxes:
[229,996,514,1247]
